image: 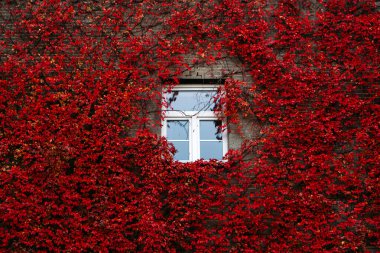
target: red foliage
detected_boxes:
[0,0,378,251]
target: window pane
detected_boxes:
[200,141,223,160]
[171,141,189,160]
[166,90,218,111]
[167,120,189,140]
[200,120,223,140]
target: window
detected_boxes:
[162,83,227,161]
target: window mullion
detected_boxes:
[188,116,192,161]
[192,115,199,160]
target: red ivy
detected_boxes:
[0,0,378,251]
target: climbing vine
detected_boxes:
[1,0,378,251]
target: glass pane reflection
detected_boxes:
[166,90,218,111]
[200,141,223,160]
[171,141,189,160]
[200,120,223,140]
[167,120,189,140]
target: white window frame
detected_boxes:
[162,84,228,162]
